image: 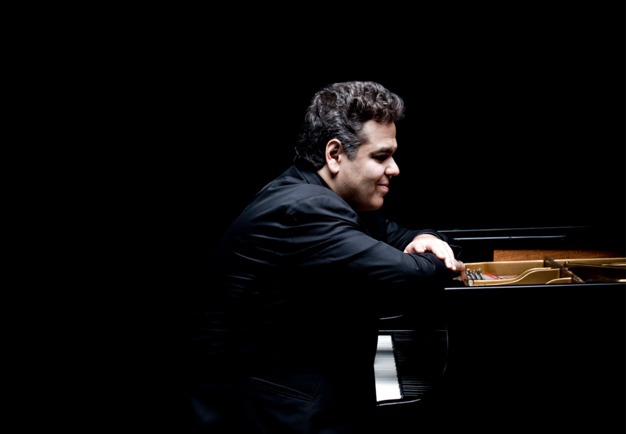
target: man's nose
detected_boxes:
[387,157,400,178]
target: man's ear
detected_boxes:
[325,139,343,175]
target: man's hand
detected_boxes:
[404,234,465,275]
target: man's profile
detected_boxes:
[189,81,465,433]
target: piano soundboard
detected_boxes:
[463,256,625,286]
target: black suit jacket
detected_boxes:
[190,165,459,433]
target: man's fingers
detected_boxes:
[404,236,461,271]
[405,239,458,270]
[404,242,426,254]
[429,243,455,269]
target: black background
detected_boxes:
[121,6,625,432]
[151,17,625,276]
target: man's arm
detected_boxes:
[384,218,465,278]
[383,218,446,249]
[404,233,465,279]
[285,195,460,287]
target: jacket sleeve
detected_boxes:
[282,193,456,287]
[384,218,449,252]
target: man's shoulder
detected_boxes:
[261,166,337,201]
[264,180,347,212]
[284,188,351,220]
[252,167,354,220]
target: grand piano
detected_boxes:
[374,225,625,433]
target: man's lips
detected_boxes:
[378,184,389,192]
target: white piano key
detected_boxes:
[374,334,401,401]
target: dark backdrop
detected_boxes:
[157,40,624,275]
[124,7,626,327]
[127,6,625,432]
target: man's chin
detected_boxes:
[359,200,384,212]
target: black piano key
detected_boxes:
[389,328,448,398]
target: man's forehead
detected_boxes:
[360,120,396,143]
[360,131,398,154]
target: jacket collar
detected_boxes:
[289,165,374,235]
[292,165,330,189]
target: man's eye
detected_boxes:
[373,155,387,161]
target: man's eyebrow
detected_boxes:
[370,146,396,154]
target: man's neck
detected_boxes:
[316,166,336,194]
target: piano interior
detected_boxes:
[464,256,625,286]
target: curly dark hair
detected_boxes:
[294,81,405,171]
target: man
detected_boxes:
[190,81,465,433]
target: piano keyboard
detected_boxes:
[375,328,448,403]
[374,334,401,401]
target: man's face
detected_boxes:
[335,120,400,212]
